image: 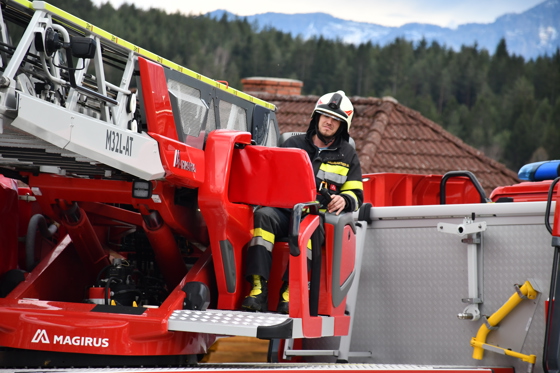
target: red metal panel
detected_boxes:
[333,313,351,335]
[0,298,213,355]
[363,173,481,206]
[318,223,353,318]
[0,176,18,277]
[289,214,323,337]
[1,236,216,356]
[198,130,254,310]
[338,224,355,286]
[149,132,205,188]
[490,180,555,202]
[553,193,560,237]
[138,57,178,140]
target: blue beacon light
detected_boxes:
[518,160,560,181]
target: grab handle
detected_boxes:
[440,170,490,204]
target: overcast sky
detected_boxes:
[91,0,544,28]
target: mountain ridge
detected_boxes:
[207,0,560,60]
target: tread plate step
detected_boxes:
[168,309,302,339]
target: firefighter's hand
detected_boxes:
[327,194,346,215]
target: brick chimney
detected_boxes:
[241,77,303,96]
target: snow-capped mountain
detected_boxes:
[208,0,559,60]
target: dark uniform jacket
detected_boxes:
[282,128,363,212]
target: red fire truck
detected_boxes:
[1,2,560,373]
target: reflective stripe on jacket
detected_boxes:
[282,133,363,212]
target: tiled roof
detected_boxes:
[253,93,520,194]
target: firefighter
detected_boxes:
[242,90,363,314]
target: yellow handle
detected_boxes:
[471,281,537,360]
[471,338,536,364]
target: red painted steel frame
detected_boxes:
[198,130,255,310]
[289,213,323,337]
[142,217,188,289]
[0,175,18,277]
[0,235,216,356]
[22,173,207,244]
[0,173,217,356]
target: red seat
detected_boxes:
[229,145,316,208]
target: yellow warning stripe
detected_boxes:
[341,190,359,210]
[319,163,349,176]
[253,228,275,244]
[21,0,275,110]
[341,180,363,191]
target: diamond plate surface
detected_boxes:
[305,216,551,373]
[168,309,290,337]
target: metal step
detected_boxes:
[168,309,303,339]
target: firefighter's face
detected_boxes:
[318,114,341,138]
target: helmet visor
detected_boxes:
[316,109,344,123]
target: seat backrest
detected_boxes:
[279,132,304,146]
[229,145,316,208]
[279,132,355,149]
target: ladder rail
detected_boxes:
[2,0,275,125]
[0,9,47,89]
[0,0,278,181]
[0,2,135,129]
[112,50,137,130]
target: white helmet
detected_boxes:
[312,90,354,130]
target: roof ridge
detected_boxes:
[393,103,519,181]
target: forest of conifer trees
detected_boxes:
[48,0,560,171]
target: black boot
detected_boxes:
[276,282,289,314]
[242,275,268,312]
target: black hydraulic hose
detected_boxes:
[104,277,120,305]
[25,214,58,271]
[545,177,560,235]
[95,264,114,287]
